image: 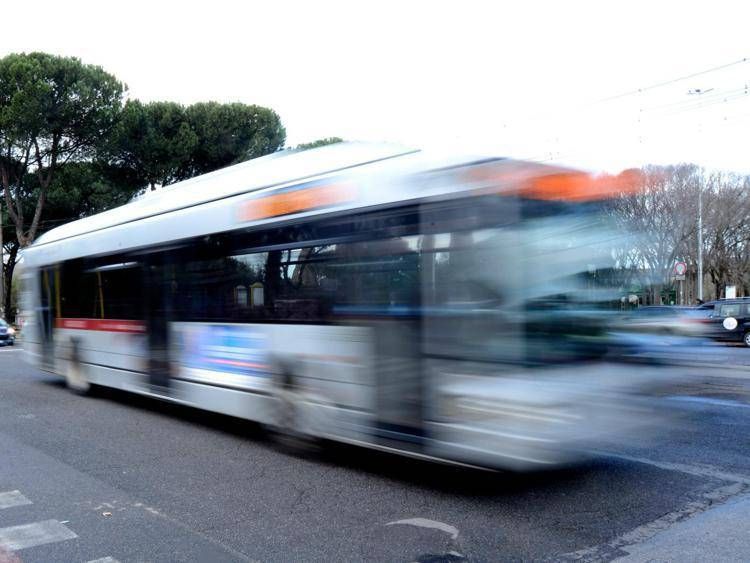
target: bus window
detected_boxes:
[98,265,143,320]
[422,226,526,367]
[59,260,143,321]
[60,261,98,319]
[234,285,248,307]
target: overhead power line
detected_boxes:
[501,56,749,130]
[593,57,749,106]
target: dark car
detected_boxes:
[616,305,705,337]
[704,298,750,346]
[0,318,15,346]
[695,300,720,315]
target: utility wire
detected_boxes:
[501,57,749,130]
[639,84,749,114]
[593,57,748,105]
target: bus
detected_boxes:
[20,142,666,470]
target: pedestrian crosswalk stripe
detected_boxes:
[0,491,32,510]
[0,519,77,551]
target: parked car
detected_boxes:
[0,319,15,346]
[615,305,705,337]
[608,305,708,364]
[704,298,750,346]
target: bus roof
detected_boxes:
[33,141,418,247]
[23,142,602,267]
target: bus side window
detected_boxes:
[98,267,142,320]
[60,261,98,319]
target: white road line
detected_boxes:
[0,520,77,551]
[559,482,746,562]
[87,557,121,563]
[666,395,750,409]
[601,452,750,485]
[385,518,459,540]
[0,491,32,510]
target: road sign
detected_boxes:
[674,262,687,276]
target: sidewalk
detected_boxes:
[615,492,750,562]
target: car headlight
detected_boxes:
[7,327,14,336]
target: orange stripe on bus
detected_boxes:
[240,183,353,221]
[517,170,642,201]
[464,163,642,202]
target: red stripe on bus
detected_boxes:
[211,358,269,370]
[56,318,147,333]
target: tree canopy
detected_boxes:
[0,50,288,319]
[107,100,286,190]
[0,52,124,246]
[109,100,197,191]
[183,102,286,178]
[295,137,343,151]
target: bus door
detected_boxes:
[371,316,424,451]
[350,234,424,452]
[38,267,58,370]
[420,196,526,457]
[144,261,175,393]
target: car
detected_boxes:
[615,305,705,337]
[0,319,15,346]
[704,299,750,347]
[607,305,709,364]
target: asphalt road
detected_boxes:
[2,347,750,562]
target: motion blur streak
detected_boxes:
[20,142,683,471]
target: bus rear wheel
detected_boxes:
[266,369,321,455]
[66,339,91,395]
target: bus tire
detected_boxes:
[266,365,321,455]
[66,338,91,396]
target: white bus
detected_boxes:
[20,142,665,470]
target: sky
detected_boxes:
[2,0,749,174]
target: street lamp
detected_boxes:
[687,88,712,301]
[697,186,703,301]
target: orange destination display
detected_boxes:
[239,181,354,222]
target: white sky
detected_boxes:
[2,0,749,174]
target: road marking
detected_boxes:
[87,557,121,563]
[386,518,459,540]
[602,452,750,485]
[0,491,32,510]
[666,395,750,409]
[0,519,77,551]
[558,482,747,562]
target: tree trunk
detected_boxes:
[652,284,662,305]
[3,242,19,322]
